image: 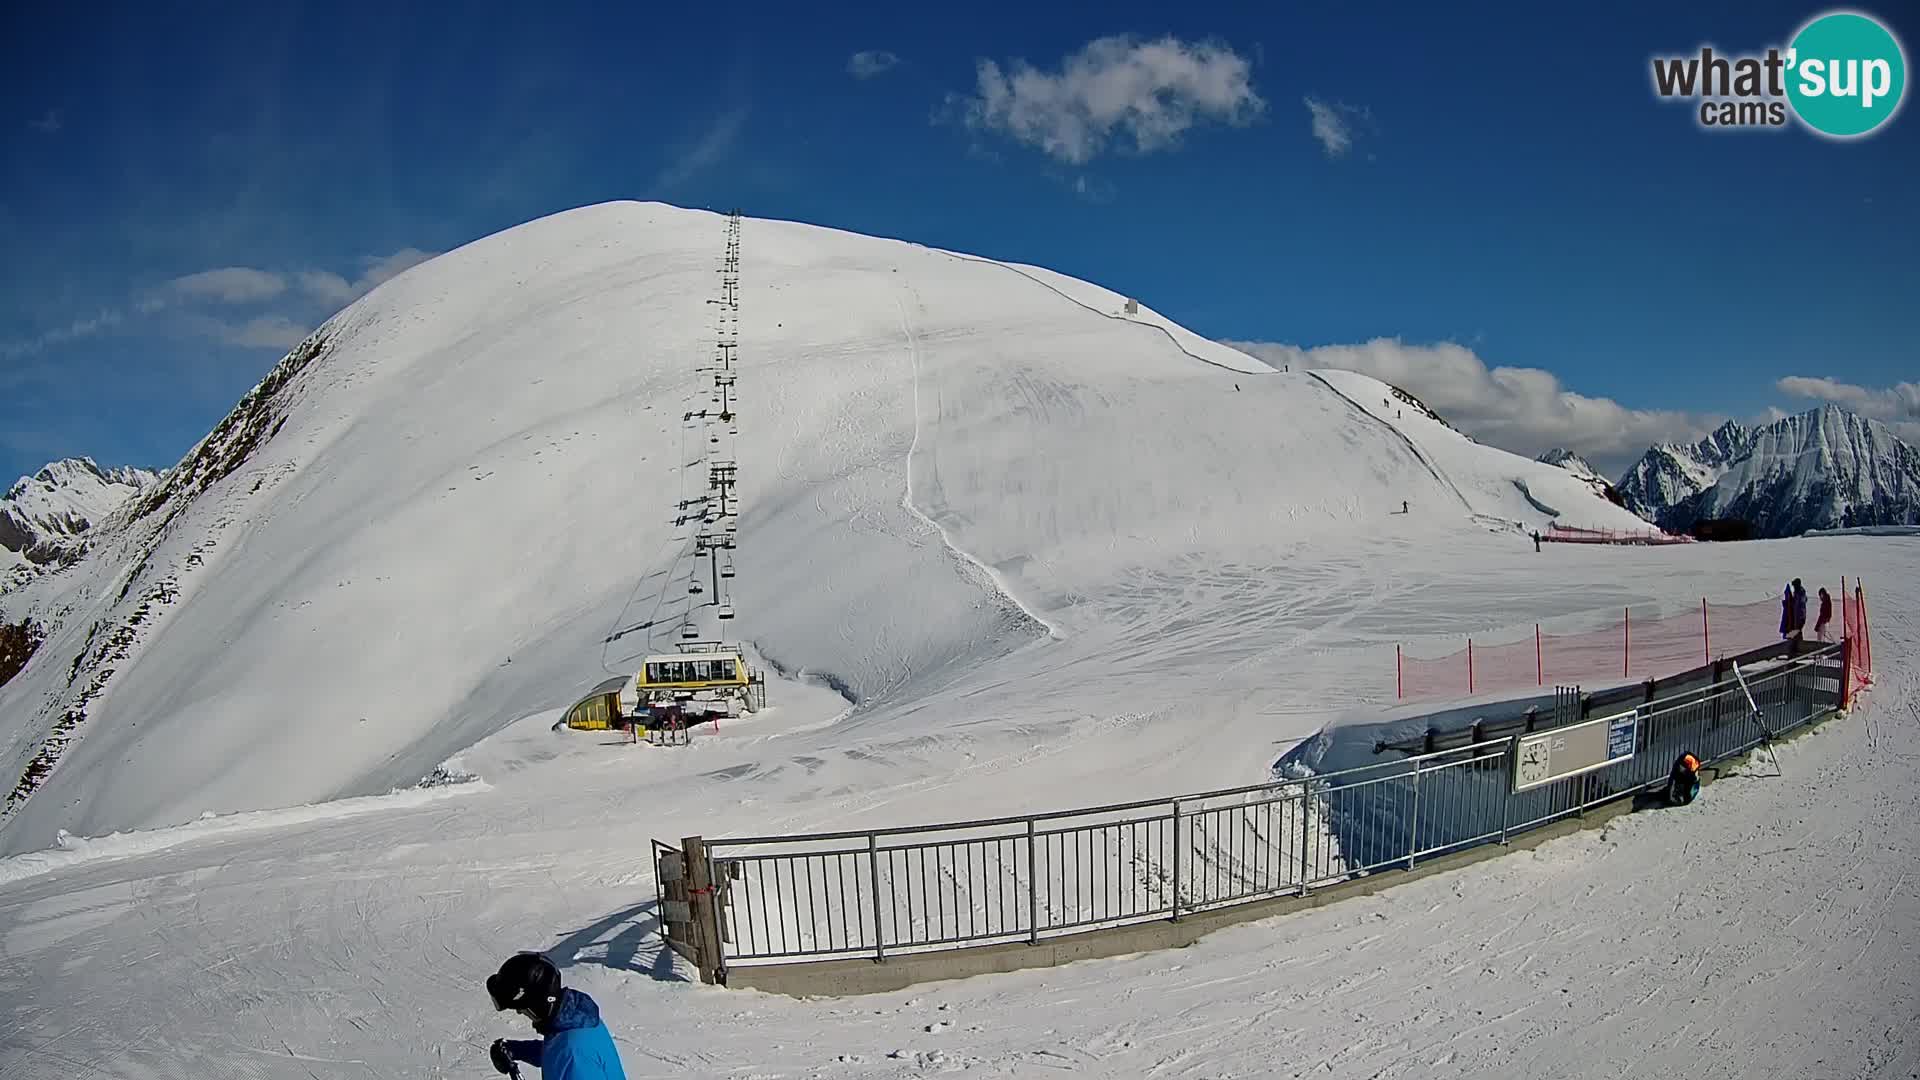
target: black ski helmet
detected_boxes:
[487,952,562,1017]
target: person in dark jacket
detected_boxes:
[488,952,628,1080]
[1791,579,1808,640]
[1779,583,1794,639]
[1815,587,1834,641]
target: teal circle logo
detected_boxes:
[1786,11,1907,137]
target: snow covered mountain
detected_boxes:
[1616,420,1756,521]
[0,458,160,574]
[1537,448,1596,478]
[1619,407,1920,536]
[1537,448,1624,505]
[0,201,1650,853]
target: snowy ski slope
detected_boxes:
[0,541,1912,1080]
[2,201,1644,853]
[1,201,1914,1079]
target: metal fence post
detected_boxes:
[652,841,669,942]
[1170,799,1182,921]
[1407,762,1421,868]
[682,836,724,985]
[1297,782,1312,895]
[1026,817,1039,945]
[868,832,885,963]
[1500,739,1514,844]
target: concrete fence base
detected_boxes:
[724,704,1842,997]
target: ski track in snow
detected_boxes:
[1305,370,1476,516]
[932,250,1270,377]
[894,284,1062,644]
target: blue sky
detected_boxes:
[3,1,1916,483]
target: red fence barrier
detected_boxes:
[1843,578,1873,706]
[1542,523,1694,546]
[1398,581,1872,702]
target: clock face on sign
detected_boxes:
[1517,738,1551,787]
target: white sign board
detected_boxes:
[1511,709,1639,793]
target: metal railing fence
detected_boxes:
[689,643,1844,968]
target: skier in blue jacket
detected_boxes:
[487,952,628,1080]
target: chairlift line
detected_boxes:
[651,211,750,663]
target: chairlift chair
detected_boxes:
[680,623,698,639]
[716,604,735,621]
[689,580,703,595]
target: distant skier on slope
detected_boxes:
[488,952,628,1080]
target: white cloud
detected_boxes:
[293,250,432,306]
[356,248,434,291]
[0,310,123,359]
[164,267,288,304]
[163,250,433,312]
[30,109,63,134]
[1776,375,1920,420]
[1226,338,1714,478]
[952,35,1264,164]
[1777,375,1920,441]
[848,50,900,79]
[296,270,355,305]
[653,107,749,190]
[188,314,311,349]
[1,249,438,358]
[1304,97,1367,158]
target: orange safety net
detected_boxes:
[1843,580,1873,705]
[1397,582,1868,701]
[1541,523,1694,546]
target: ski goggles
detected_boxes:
[486,973,526,1012]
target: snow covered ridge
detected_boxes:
[0,457,160,570]
[2,329,331,826]
[1537,448,1626,506]
[0,201,1653,854]
[1618,406,1920,537]
[1307,368,1646,536]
